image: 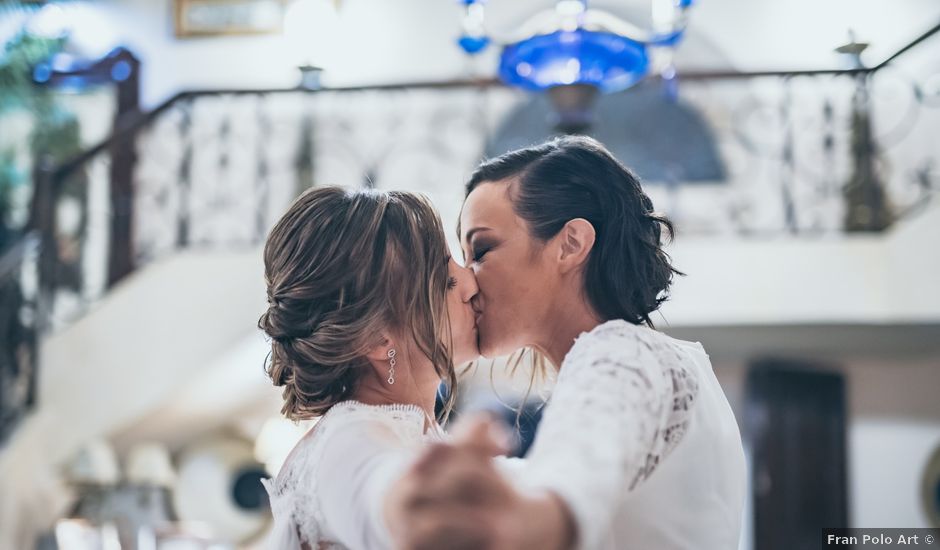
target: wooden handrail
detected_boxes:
[50,77,502,183]
[871,21,940,72]
[24,19,939,315]
[47,66,879,183]
[0,232,37,283]
[47,16,940,185]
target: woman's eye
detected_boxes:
[446,276,458,290]
[472,247,490,262]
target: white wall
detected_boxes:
[14,0,938,108]
[48,0,501,108]
[660,197,940,326]
[0,249,269,550]
[847,360,940,527]
[850,419,940,527]
[714,358,940,531]
[0,201,934,548]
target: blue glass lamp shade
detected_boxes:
[499,29,650,93]
[458,34,490,54]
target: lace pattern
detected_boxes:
[569,320,699,488]
[522,319,701,549]
[262,401,433,549]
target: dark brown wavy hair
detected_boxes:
[465,135,682,328]
[258,186,456,420]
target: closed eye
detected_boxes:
[447,276,458,290]
[472,246,491,263]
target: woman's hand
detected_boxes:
[386,416,576,550]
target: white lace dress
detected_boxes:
[261,401,444,550]
[503,319,747,550]
[262,320,746,550]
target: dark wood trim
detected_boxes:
[0,232,37,283]
[49,77,503,182]
[107,52,141,286]
[871,21,940,71]
[28,17,938,298]
[44,15,940,189]
[29,159,57,303]
[678,67,870,81]
[746,360,849,550]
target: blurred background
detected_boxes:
[0,0,938,549]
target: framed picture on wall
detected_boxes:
[174,0,287,37]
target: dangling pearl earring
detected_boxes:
[387,348,397,385]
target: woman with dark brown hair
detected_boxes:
[390,135,747,550]
[260,135,746,550]
[258,186,480,549]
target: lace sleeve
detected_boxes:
[522,322,700,550]
[314,419,417,550]
[264,403,426,550]
[260,478,303,549]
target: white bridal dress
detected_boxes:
[263,319,746,550]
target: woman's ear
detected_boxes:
[557,218,596,273]
[366,335,394,361]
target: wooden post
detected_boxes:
[107,49,142,287]
[28,157,57,328]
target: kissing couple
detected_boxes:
[259,135,746,550]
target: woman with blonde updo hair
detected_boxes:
[258,186,480,549]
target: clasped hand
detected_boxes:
[386,415,575,550]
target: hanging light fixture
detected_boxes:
[455,0,694,132]
[285,0,341,89]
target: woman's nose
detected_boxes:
[461,266,479,302]
[470,294,483,315]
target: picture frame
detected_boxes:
[174,0,287,37]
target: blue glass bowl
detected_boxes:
[499,29,650,93]
[458,34,490,54]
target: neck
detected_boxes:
[533,290,603,369]
[351,358,439,423]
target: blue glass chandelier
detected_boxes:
[455,0,694,95]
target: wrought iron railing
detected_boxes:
[1,21,936,444]
[0,233,38,444]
